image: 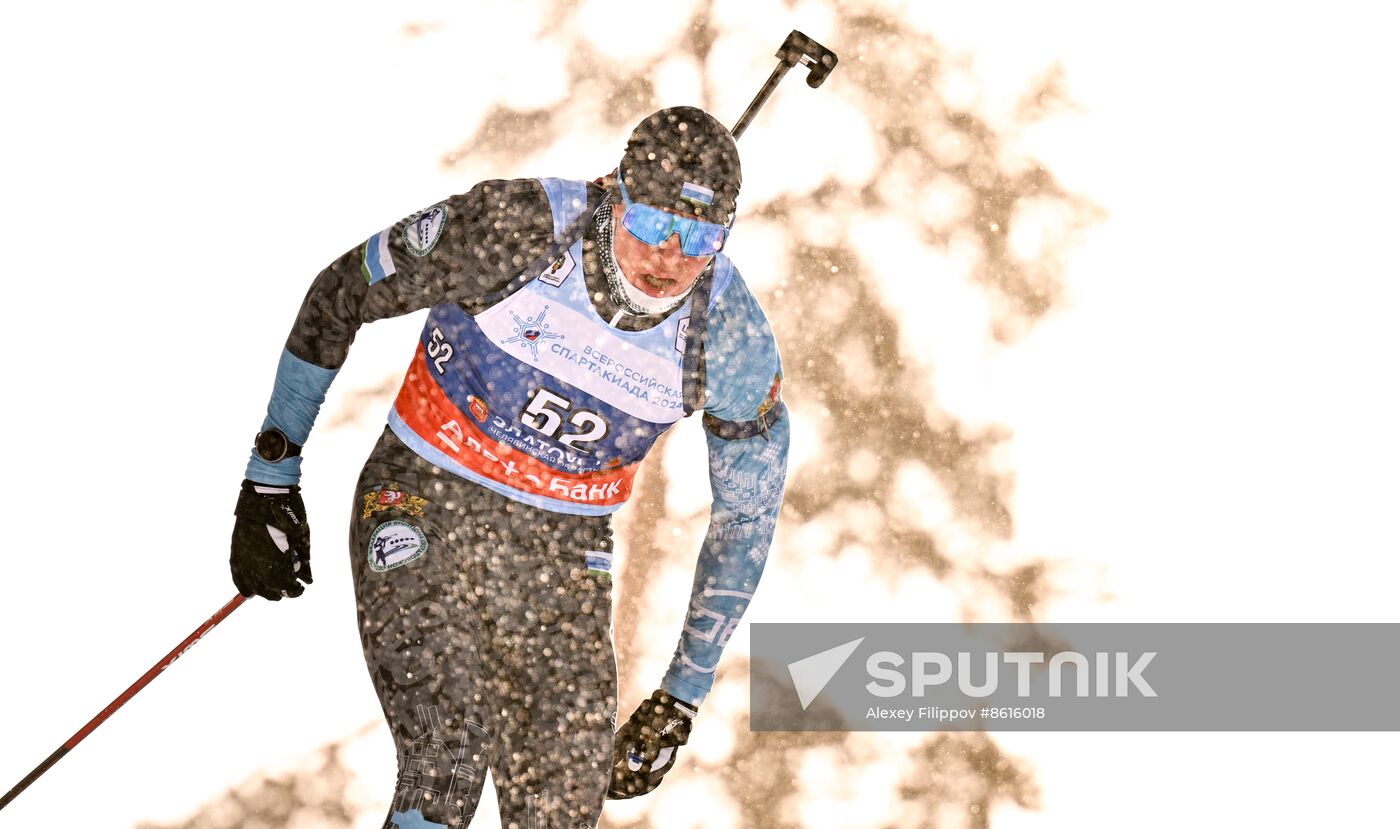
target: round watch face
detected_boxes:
[255,430,288,462]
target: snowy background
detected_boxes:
[2,1,1398,827]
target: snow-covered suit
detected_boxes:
[246,177,788,828]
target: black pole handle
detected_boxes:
[777,30,838,88]
[731,30,839,139]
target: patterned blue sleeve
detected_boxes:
[244,348,339,485]
[662,268,789,707]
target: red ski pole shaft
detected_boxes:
[0,593,248,812]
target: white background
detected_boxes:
[2,2,1398,827]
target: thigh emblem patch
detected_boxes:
[369,520,428,572]
[362,487,429,520]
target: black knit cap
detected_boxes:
[618,106,741,226]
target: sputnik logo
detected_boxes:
[788,637,864,710]
[502,306,564,360]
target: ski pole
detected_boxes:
[731,29,839,139]
[0,593,248,812]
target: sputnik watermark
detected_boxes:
[865,650,1156,698]
[752,623,1400,731]
[868,705,1046,722]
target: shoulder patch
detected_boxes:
[403,204,447,257]
[757,372,782,417]
[362,228,397,285]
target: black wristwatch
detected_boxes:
[254,428,303,462]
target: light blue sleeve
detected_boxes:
[661,414,789,706]
[697,265,781,424]
[243,348,340,485]
[661,269,789,707]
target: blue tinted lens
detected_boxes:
[679,222,727,255]
[618,177,728,255]
[621,202,678,246]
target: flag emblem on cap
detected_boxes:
[679,182,715,206]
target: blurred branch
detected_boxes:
[133,722,382,829]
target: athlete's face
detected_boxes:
[611,208,714,298]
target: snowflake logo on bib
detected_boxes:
[501,306,565,360]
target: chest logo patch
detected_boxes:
[538,250,576,287]
[467,395,490,423]
[502,306,565,360]
[675,317,690,354]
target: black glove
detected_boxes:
[230,479,312,600]
[607,688,698,799]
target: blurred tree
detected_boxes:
[166,1,1097,826]
[133,724,378,829]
